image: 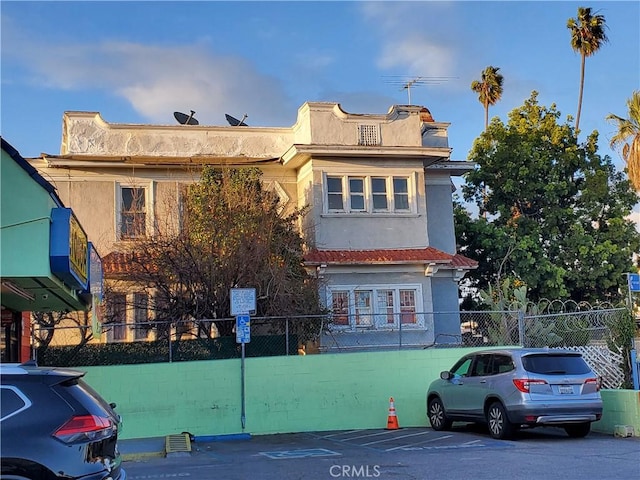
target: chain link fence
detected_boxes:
[33,308,627,379]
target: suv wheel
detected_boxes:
[486,401,513,440]
[564,422,591,438]
[428,397,452,431]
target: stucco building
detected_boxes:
[28,102,476,347]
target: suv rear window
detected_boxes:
[522,354,591,375]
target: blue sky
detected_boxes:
[1,1,639,217]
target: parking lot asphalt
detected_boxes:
[120,425,640,480]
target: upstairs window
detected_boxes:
[349,178,365,211]
[324,174,414,214]
[118,185,147,239]
[393,178,410,211]
[327,176,344,211]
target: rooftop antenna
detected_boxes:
[382,76,457,104]
[225,113,248,126]
[174,110,199,125]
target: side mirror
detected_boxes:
[440,371,453,380]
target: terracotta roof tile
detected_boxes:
[304,248,477,269]
[102,252,139,276]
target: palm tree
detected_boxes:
[567,7,608,132]
[471,66,504,131]
[607,91,640,191]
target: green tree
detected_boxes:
[567,6,608,132]
[471,66,504,131]
[123,166,322,337]
[457,92,640,303]
[607,90,640,191]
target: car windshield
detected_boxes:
[521,354,591,375]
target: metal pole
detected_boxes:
[518,311,525,347]
[241,342,246,430]
[285,318,289,356]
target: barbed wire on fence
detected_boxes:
[32,307,630,387]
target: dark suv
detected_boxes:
[1,361,126,480]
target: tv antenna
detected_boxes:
[173,110,199,125]
[382,76,457,104]
[225,113,248,126]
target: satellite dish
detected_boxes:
[225,113,248,126]
[174,110,199,125]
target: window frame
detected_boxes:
[327,284,424,329]
[115,182,155,241]
[323,174,415,214]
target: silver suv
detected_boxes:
[426,348,603,439]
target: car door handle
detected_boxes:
[480,380,487,384]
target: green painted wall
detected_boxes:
[592,389,640,437]
[82,349,639,440]
[1,148,57,276]
[83,348,479,440]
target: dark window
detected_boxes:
[1,387,28,420]
[491,354,515,374]
[120,187,146,238]
[522,354,591,375]
[471,355,492,376]
[107,293,127,341]
[327,177,343,210]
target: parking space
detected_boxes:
[123,427,640,480]
[306,427,513,452]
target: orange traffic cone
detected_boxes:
[386,397,400,430]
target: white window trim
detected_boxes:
[327,284,424,330]
[115,181,156,241]
[322,173,416,215]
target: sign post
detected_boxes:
[231,288,256,431]
[627,273,640,311]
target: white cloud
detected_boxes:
[377,34,454,78]
[2,19,295,126]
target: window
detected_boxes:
[331,291,350,325]
[451,357,473,377]
[324,174,413,214]
[133,292,149,340]
[393,177,409,211]
[107,293,127,342]
[399,289,416,324]
[372,178,388,211]
[118,185,147,239]
[349,178,365,211]
[327,177,344,211]
[377,290,395,324]
[328,285,423,329]
[354,290,373,326]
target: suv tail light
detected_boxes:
[53,415,114,444]
[584,377,601,391]
[513,378,547,393]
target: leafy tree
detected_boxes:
[121,166,322,337]
[567,6,608,132]
[607,90,640,191]
[471,66,504,131]
[457,92,640,304]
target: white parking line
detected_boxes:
[462,440,482,445]
[335,430,400,442]
[385,434,454,452]
[317,430,363,438]
[361,430,433,446]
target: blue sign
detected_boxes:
[50,208,89,291]
[236,314,251,344]
[629,273,640,293]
